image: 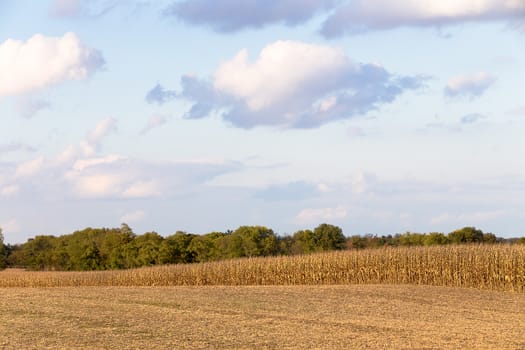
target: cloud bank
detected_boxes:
[0,119,242,204]
[0,32,104,97]
[321,0,525,37]
[163,0,525,37]
[165,0,337,32]
[176,40,421,128]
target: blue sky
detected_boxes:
[1,0,524,243]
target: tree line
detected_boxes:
[1,224,524,271]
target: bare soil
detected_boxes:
[1,285,524,349]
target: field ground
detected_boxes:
[1,285,524,349]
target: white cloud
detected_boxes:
[120,210,146,224]
[122,180,160,198]
[140,114,168,135]
[87,117,117,145]
[15,156,45,178]
[72,155,123,171]
[55,118,117,164]
[0,32,104,97]
[296,206,348,223]
[444,72,496,98]
[178,40,422,128]
[321,0,525,37]
[68,173,124,198]
[80,117,117,157]
[63,156,241,200]
[213,41,348,111]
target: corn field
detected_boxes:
[1,245,524,292]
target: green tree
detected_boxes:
[313,223,346,251]
[293,224,346,254]
[226,226,278,258]
[22,235,57,270]
[398,232,425,246]
[448,227,484,244]
[423,232,449,246]
[159,231,196,264]
[134,232,163,266]
[187,232,227,262]
[482,232,497,244]
[347,235,368,249]
[292,229,316,254]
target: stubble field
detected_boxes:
[1,284,525,349]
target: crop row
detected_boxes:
[1,245,524,292]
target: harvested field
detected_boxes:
[1,285,524,349]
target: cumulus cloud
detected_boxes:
[176,40,422,128]
[145,84,177,105]
[165,0,337,32]
[444,72,496,98]
[15,97,51,118]
[296,205,348,223]
[0,32,104,97]
[321,0,525,37]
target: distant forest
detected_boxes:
[1,224,524,271]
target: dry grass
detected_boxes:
[1,245,524,292]
[0,285,524,349]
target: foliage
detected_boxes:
[448,227,484,244]
[292,224,346,254]
[2,223,520,271]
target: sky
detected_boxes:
[0,0,524,243]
